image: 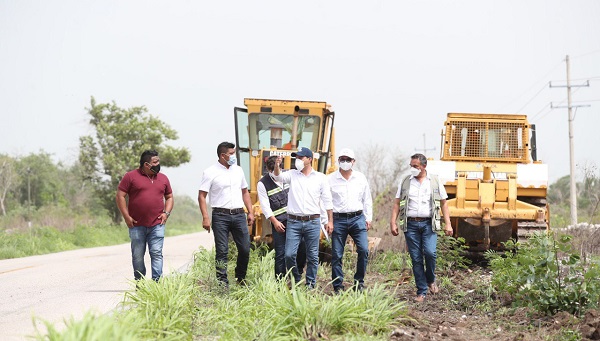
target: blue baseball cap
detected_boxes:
[291,147,313,158]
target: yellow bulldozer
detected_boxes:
[427,113,550,254]
[233,98,337,243]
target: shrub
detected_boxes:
[486,233,600,316]
[436,232,471,275]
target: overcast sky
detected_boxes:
[1,0,599,199]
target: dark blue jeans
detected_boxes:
[404,219,437,296]
[272,219,306,279]
[212,212,250,285]
[331,214,369,290]
[129,224,165,281]
[285,217,320,287]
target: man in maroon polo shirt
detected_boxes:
[116,150,174,281]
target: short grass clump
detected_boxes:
[38,312,138,341]
[192,247,409,341]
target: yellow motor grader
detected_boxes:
[233,98,337,243]
[427,113,549,254]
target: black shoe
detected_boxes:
[353,284,365,292]
[237,278,248,287]
[333,286,344,295]
[217,280,229,292]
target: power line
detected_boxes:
[515,82,548,113]
[530,102,551,121]
[573,99,600,103]
[530,87,584,121]
[572,76,600,81]
[572,49,600,59]
[496,61,562,112]
[535,108,554,122]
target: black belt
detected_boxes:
[407,216,430,222]
[288,214,320,221]
[333,210,363,218]
[213,207,245,215]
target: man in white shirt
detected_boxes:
[257,156,306,279]
[198,141,255,287]
[328,148,373,293]
[390,153,453,302]
[273,147,333,288]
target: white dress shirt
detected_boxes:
[273,168,333,217]
[395,173,448,218]
[328,170,373,221]
[257,173,289,219]
[199,162,248,209]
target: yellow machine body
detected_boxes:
[427,113,549,253]
[234,98,336,242]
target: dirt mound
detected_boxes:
[580,309,600,340]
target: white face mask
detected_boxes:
[226,155,237,166]
[295,158,305,171]
[339,161,353,171]
[410,167,421,177]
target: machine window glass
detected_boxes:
[235,108,250,149]
[248,113,321,151]
[487,129,500,156]
[238,150,250,186]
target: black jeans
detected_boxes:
[212,212,250,284]
[272,219,306,279]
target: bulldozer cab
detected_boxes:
[443,113,531,163]
[233,98,336,242]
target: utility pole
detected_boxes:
[550,55,590,226]
[415,133,436,157]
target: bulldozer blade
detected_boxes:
[456,218,513,252]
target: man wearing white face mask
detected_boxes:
[390,153,452,303]
[273,147,333,289]
[199,141,255,288]
[257,156,306,280]
[328,148,373,293]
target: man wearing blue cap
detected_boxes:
[273,147,333,289]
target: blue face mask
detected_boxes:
[226,155,237,166]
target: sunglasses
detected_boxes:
[339,157,353,162]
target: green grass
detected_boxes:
[0,222,200,260]
[0,195,202,260]
[193,248,408,340]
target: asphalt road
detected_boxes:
[0,231,214,340]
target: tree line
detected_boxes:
[1,98,598,228]
[0,97,190,227]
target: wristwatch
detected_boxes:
[164,211,171,217]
